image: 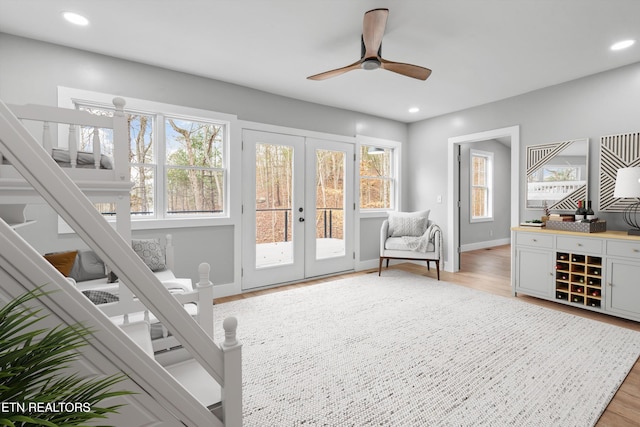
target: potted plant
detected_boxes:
[0,288,131,426]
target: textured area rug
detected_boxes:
[213,270,640,426]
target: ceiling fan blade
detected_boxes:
[380,59,432,81]
[307,60,362,80]
[362,8,388,58]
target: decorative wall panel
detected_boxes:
[526,139,588,210]
[526,141,574,178]
[599,132,640,212]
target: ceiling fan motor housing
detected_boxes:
[361,58,381,70]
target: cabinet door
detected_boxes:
[605,258,640,321]
[515,247,553,298]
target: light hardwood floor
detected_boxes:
[215,245,640,426]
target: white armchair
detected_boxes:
[379,210,442,280]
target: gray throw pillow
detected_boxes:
[387,209,430,236]
[132,238,166,272]
[82,290,119,305]
[389,216,428,237]
[69,250,107,282]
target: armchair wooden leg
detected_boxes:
[435,260,440,280]
[426,260,430,271]
[386,259,390,268]
[378,257,384,276]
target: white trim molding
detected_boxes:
[447,125,520,272]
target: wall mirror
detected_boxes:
[525,138,589,210]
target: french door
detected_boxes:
[242,129,354,290]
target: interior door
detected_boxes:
[242,130,354,290]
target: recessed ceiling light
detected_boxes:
[408,107,420,113]
[62,12,89,26]
[610,39,635,51]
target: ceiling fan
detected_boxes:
[307,8,432,81]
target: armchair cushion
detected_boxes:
[385,236,435,253]
[387,210,430,237]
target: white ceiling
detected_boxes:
[1,0,639,123]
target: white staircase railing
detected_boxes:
[0,98,242,426]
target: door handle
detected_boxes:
[299,217,305,222]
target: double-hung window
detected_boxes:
[358,136,400,211]
[164,117,225,216]
[470,149,493,222]
[73,98,228,222]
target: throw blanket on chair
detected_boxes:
[403,223,442,257]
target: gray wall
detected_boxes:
[0,33,408,286]
[408,60,640,265]
[16,204,236,285]
[459,139,511,247]
[3,33,640,280]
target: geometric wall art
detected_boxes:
[599,132,640,212]
[526,139,588,210]
[526,141,575,178]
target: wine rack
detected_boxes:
[555,252,602,308]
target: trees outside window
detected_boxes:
[359,145,395,210]
[165,118,224,215]
[77,105,226,219]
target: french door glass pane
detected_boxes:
[255,143,294,268]
[315,149,345,260]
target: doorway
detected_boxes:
[447,126,520,272]
[242,129,355,289]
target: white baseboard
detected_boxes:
[356,259,380,271]
[460,237,510,253]
[212,281,241,299]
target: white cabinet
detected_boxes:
[606,259,640,319]
[515,247,553,298]
[512,227,640,322]
[513,231,554,298]
[605,239,640,320]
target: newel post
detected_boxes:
[222,316,242,427]
[196,262,214,338]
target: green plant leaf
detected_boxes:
[0,288,132,426]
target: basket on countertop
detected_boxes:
[545,220,607,233]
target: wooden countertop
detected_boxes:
[511,226,640,241]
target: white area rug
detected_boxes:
[213,270,640,426]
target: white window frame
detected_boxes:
[58,87,237,231]
[356,135,402,217]
[470,148,494,223]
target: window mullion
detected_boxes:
[156,113,166,219]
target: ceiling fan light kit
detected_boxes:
[308,8,431,81]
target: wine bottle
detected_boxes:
[586,200,595,221]
[575,200,585,221]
